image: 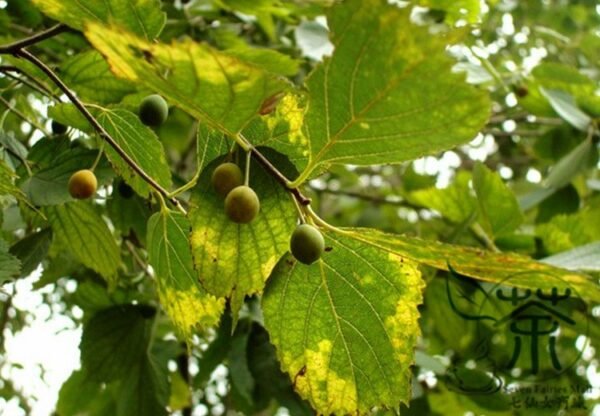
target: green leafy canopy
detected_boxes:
[1,0,598,415]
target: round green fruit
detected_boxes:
[68,169,97,199]
[138,94,169,126]
[290,224,325,265]
[51,120,68,135]
[212,162,244,197]
[224,185,260,224]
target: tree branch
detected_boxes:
[0,94,50,135]
[0,24,68,54]
[14,49,186,213]
[0,65,61,101]
[310,185,421,209]
[482,128,546,137]
[249,146,311,205]
[0,25,309,212]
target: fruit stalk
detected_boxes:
[14,49,186,214]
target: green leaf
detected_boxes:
[72,280,114,314]
[0,238,21,283]
[228,322,255,405]
[45,202,121,282]
[85,24,288,135]
[47,103,91,132]
[31,0,166,39]
[6,0,43,28]
[519,62,600,118]
[346,228,600,303]
[62,51,136,104]
[539,88,591,131]
[106,184,151,244]
[295,0,490,183]
[77,305,169,416]
[196,125,230,176]
[189,149,298,318]
[80,304,155,382]
[56,370,103,416]
[97,108,171,198]
[242,92,310,172]
[247,323,313,415]
[414,0,481,24]
[543,137,594,189]
[9,228,52,278]
[537,205,600,255]
[536,185,579,223]
[0,158,26,202]
[472,162,524,238]
[146,210,224,340]
[115,355,168,416]
[224,47,299,77]
[263,231,424,414]
[541,241,600,272]
[216,0,286,40]
[0,132,28,161]
[409,171,477,223]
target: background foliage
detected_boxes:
[0,0,599,415]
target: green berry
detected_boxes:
[290,224,325,265]
[51,120,68,135]
[138,94,169,126]
[68,169,97,199]
[212,162,244,197]
[224,185,260,224]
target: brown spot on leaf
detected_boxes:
[259,92,283,115]
[293,365,307,387]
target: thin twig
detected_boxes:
[14,49,186,214]
[0,24,68,54]
[1,142,32,176]
[125,240,150,276]
[235,133,311,205]
[0,65,61,101]
[0,24,309,211]
[310,185,421,208]
[248,145,311,205]
[482,128,546,137]
[0,95,49,135]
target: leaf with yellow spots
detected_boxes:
[262,232,424,414]
[31,0,166,39]
[242,92,310,172]
[291,0,490,185]
[147,210,224,340]
[189,149,298,321]
[345,228,600,303]
[85,23,288,135]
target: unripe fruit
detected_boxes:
[68,169,97,199]
[51,120,68,135]
[212,163,244,197]
[290,224,325,265]
[138,94,169,126]
[224,185,260,224]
